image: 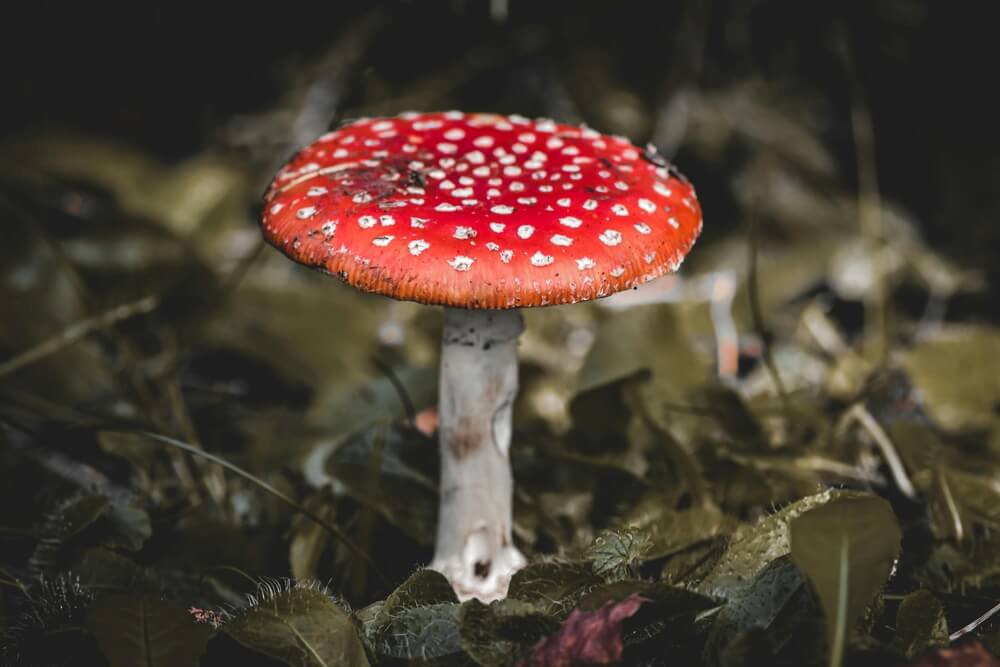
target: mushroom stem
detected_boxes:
[431,307,525,601]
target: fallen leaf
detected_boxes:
[518,594,646,667]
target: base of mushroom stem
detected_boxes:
[430,542,526,603]
[431,307,525,602]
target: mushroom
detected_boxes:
[260,111,703,601]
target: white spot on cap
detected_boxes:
[436,203,461,212]
[437,142,458,155]
[634,223,651,234]
[454,226,477,240]
[451,187,473,198]
[517,197,537,205]
[582,199,598,211]
[296,206,317,219]
[599,229,622,246]
[638,198,656,213]
[352,192,372,204]
[530,251,554,267]
[654,182,672,198]
[614,181,629,191]
[410,217,429,228]
[557,198,571,207]
[644,252,656,264]
[444,128,465,141]
[611,204,629,216]
[668,217,680,229]
[491,205,514,215]
[409,239,430,255]
[500,249,513,263]
[610,266,626,277]
[517,225,535,239]
[321,221,337,237]
[559,216,582,228]
[307,186,328,197]
[489,222,506,233]
[270,203,284,214]
[358,216,377,228]
[372,235,395,247]
[380,215,396,226]
[449,255,474,271]
[550,234,573,246]
[485,241,500,251]
[576,257,595,270]
[473,135,495,148]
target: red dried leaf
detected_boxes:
[518,594,646,667]
[904,640,1000,667]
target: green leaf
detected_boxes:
[692,489,848,599]
[789,493,901,667]
[85,594,213,667]
[29,495,109,575]
[704,557,822,666]
[507,561,604,616]
[892,590,948,659]
[289,491,337,580]
[586,529,652,581]
[225,586,368,667]
[362,569,463,661]
[902,326,1000,437]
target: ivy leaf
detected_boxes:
[224,586,368,667]
[586,529,652,581]
[507,561,604,616]
[85,594,213,667]
[789,493,901,667]
[362,569,462,661]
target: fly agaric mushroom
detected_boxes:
[260,111,702,601]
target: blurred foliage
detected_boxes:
[1,1,1000,665]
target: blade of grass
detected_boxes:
[830,535,850,667]
[0,296,158,378]
[108,428,387,584]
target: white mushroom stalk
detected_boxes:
[430,307,525,601]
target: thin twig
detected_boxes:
[844,403,917,499]
[950,599,1000,642]
[747,206,790,407]
[370,357,416,424]
[840,23,890,365]
[0,296,158,378]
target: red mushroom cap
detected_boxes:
[261,111,702,308]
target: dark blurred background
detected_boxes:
[2,0,999,298]
[3,6,1000,662]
